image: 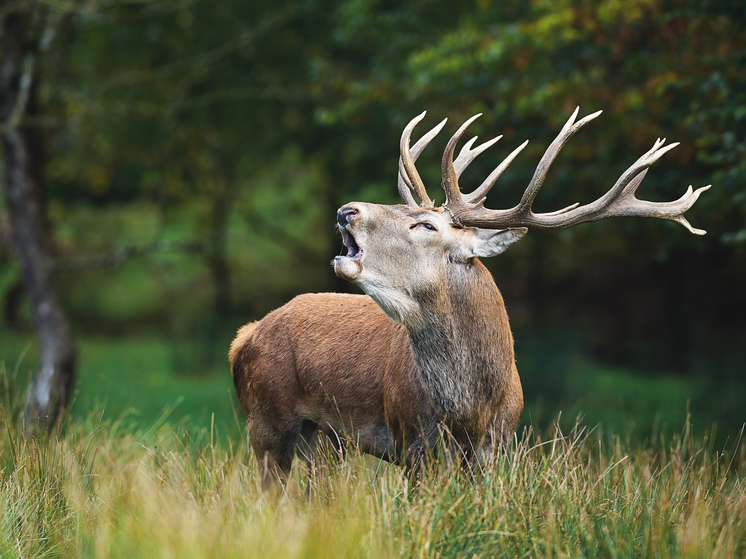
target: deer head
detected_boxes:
[334,108,709,327]
[334,203,525,325]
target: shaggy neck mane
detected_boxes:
[405,259,514,424]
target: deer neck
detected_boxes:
[404,259,514,422]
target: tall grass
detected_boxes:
[1,366,745,557]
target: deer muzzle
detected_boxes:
[334,206,364,281]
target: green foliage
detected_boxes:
[1,0,745,446]
[318,0,746,248]
[17,0,741,355]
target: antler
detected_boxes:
[398,112,447,207]
[440,107,710,235]
[399,108,709,234]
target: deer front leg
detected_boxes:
[401,419,448,479]
[475,374,524,468]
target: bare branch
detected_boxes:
[0,0,78,134]
[53,237,214,271]
[0,51,35,134]
[96,6,307,92]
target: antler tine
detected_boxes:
[399,112,445,207]
[397,173,418,206]
[562,139,711,235]
[412,117,449,160]
[398,116,448,206]
[453,135,502,179]
[463,140,529,205]
[615,169,711,235]
[443,109,601,212]
[588,138,678,211]
[515,107,603,214]
[442,113,482,206]
[444,108,710,235]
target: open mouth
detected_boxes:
[334,224,364,281]
[341,227,362,259]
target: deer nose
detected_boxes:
[337,207,359,227]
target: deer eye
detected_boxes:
[410,222,437,232]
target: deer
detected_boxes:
[230,107,709,489]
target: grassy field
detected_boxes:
[1,335,745,557]
[1,402,744,558]
[0,334,242,441]
[1,332,738,445]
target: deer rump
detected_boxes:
[230,292,441,472]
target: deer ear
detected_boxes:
[467,227,527,258]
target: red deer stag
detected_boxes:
[230,108,709,489]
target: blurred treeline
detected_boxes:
[0,0,744,429]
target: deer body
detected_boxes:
[230,281,523,485]
[230,107,708,488]
[231,293,404,466]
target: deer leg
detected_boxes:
[295,420,346,482]
[402,419,443,478]
[248,419,300,491]
[294,419,321,465]
[294,420,327,493]
[477,371,523,467]
[477,414,519,469]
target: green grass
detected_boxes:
[1,332,743,446]
[0,404,743,558]
[0,333,241,440]
[560,367,697,436]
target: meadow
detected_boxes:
[1,338,745,558]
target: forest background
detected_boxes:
[0,0,744,443]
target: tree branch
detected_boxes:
[53,237,217,271]
[0,50,35,134]
[96,5,307,92]
[0,0,78,134]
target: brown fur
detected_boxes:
[403,256,523,460]
[229,322,257,375]
[230,284,523,487]
[230,293,439,488]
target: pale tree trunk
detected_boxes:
[1,6,77,429]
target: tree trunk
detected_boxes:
[2,276,24,329]
[208,183,233,321]
[1,7,77,429]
